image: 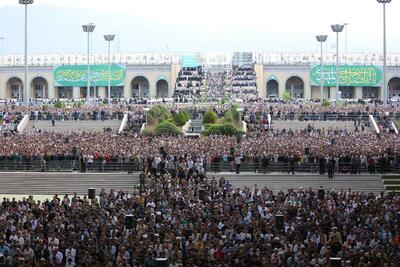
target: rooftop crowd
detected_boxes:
[0,173,400,266]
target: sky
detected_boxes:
[0,0,399,55]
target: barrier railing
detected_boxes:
[0,158,398,174]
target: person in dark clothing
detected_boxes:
[289,156,295,175]
[261,155,269,174]
[319,157,326,175]
[327,158,335,179]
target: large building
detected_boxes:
[1,52,400,100]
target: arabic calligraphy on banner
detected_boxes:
[54,64,126,87]
[310,65,382,87]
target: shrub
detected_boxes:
[203,109,217,124]
[173,110,190,126]
[147,105,171,126]
[233,110,241,123]
[322,99,330,107]
[282,91,292,101]
[73,100,84,108]
[203,122,242,136]
[53,100,65,108]
[223,111,234,123]
[141,128,155,136]
[155,121,182,136]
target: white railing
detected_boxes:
[17,114,30,133]
[391,121,399,135]
[369,115,380,134]
[1,52,400,67]
[118,114,128,133]
[267,114,272,130]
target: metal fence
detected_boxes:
[0,159,399,174]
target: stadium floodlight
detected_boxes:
[104,34,115,104]
[82,23,96,101]
[19,0,34,106]
[377,0,391,106]
[316,35,328,103]
[331,24,344,105]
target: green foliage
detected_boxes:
[203,109,218,124]
[141,128,155,136]
[173,110,190,127]
[147,105,171,126]
[321,99,330,108]
[203,122,242,136]
[282,91,292,101]
[223,111,234,123]
[53,100,66,109]
[233,110,241,123]
[155,121,182,136]
[231,104,239,112]
[73,100,84,108]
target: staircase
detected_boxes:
[382,175,400,194]
[185,119,203,137]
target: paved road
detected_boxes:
[0,172,384,196]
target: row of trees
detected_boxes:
[202,104,244,136]
[143,105,190,136]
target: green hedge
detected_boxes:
[203,122,242,136]
[322,99,330,107]
[147,105,171,126]
[155,121,182,136]
[173,110,190,126]
[203,109,218,124]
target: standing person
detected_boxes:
[289,156,295,175]
[327,158,334,179]
[235,155,242,174]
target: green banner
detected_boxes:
[310,65,382,87]
[54,64,126,87]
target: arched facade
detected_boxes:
[285,76,304,98]
[31,77,49,99]
[131,76,150,98]
[6,77,23,99]
[156,79,168,98]
[266,79,279,97]
[388,77,400,100]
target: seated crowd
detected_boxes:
[0,170,400,266]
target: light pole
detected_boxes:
[104,34,115,104]
[19,0,34,106]
[377,0,391,106]
[316,35,328,102]
[82,23,95,101]
[0,37,4,55]
[331,24,344,104]
[343,23,349,54]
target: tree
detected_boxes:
[173,110,190,126]
[282,91,292,101]
[147,105,171,126]
[322,99,330,107]
[203,109,217,124]
[223,111,234,123]
[155,121,182,136]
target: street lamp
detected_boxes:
[0,37,5,55]
[343,23,349,54]
[331,24,344,104]
[19,0,34,106]
[104,34,115,104]
[316,35,328,102]
[377,0,391,106]
[82,23,96,101]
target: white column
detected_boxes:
[98,86,106,99]
[355,86,363,99]
[73,87,80,99]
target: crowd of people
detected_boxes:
[0,128,399,174]
[0,171,400,266]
